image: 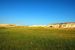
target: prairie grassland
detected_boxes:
[0,27,75,50]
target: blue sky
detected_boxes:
[0,0,75,25]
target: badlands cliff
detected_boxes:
[0,24,16,27]
[0,22,75,28]
[48,22,75,28]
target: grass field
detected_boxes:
[0,27,75,50]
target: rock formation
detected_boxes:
[0,24,16,27]
[48,22,75,28]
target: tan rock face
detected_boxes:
[0,24,16,27]
[0,22,75,28]
[48,22,75,28]
[61,23,75,28]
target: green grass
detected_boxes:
[0,27,75,50]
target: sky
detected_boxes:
[0,0,75,25]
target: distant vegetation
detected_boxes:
[0,27,75,50]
